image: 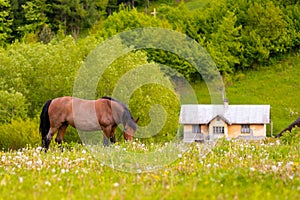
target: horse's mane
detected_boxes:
[101,96,137,130]
[101,96,127,110]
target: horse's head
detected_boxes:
[124,118,139,141]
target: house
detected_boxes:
[179,101,270,142]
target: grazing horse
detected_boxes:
[276,117,300,138]
[39,96,138,150]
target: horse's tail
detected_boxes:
[39,100,52,146]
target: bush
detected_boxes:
[0,90,28,123]
[280,127,300,145]
[0,118,40,150]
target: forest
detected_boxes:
[1,0,300,149]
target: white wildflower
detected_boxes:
[113,182,119,187]
[271,165,277,172]
[19,177,23,183]
[45,181,51,186]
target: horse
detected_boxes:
[276,117,300,138]
[39,96,138,150]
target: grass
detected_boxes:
[0,136,299,199]
[185,0,211,10]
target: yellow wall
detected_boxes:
[184,123,266,139]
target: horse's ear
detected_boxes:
[135,117,139,123]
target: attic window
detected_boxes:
[241,124,251,133]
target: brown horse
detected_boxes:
[39,96,138,150]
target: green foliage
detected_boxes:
[0,0,12,46]
[241,1,289,65]
[98,8,170,39]
[0,35,101,115]
[17,0,48,38]
[203,11,242,76]
[0,118,39,150]
[280,127,300,145]
[0,90,28,123]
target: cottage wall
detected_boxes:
[228,124,266,138]
[183,124,209,142]
[184,123,266,141]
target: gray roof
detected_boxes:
[179,104,270,124]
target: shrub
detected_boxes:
[0,90,28,123]
[0,118,39,150]
[280,127,300,145]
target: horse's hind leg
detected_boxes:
[55,124,68,145]
[45,127,58,150]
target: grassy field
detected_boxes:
[0,136,299,199]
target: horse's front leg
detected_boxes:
[110,125,117,144]
[102,126,112,146]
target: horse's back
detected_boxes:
[48,96,73,125]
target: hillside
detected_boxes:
[194,52,300,135]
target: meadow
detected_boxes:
[0,134,299,199]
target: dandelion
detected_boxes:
[61,169,66,174]
[178,154,182,158]
[250,167,255,172]
[36,146,42,152]
[271,165,277,172]
[113,182,119,187]
[82,149,86,154]
[19,177,23,183]
[45,181,51,186]
[37,159,42,165]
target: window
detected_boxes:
[241,124,250,133]
[192,125,201,133]
[213,126,224,134]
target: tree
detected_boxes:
[17,0,49,38]
[241,1,289,65]
[47,0,104,38]
[0,0,13,45]
[204,11,242,75]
